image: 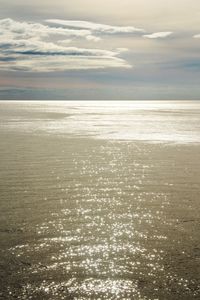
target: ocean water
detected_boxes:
[0,101,200,299]
[0,101,200,143]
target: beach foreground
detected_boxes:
[0,101,200,299]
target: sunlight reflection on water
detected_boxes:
[1,100,200,143]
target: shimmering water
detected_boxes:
[0,101,200,299]
[1,101,200,143]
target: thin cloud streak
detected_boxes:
[0,56,131,72]
[0,18,94,40]
[143,32,173,39]
[46,19,145,34]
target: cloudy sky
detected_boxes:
[0,0,200,100]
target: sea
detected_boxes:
[0,101,199,299]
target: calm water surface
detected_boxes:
[0,101,200,299]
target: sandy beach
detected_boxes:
[0,101,200,299]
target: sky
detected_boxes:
[0,0,200,100]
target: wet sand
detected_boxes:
[0,102,200,299]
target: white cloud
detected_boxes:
[193,34,200,38]
[0,55,131,72]
[0,18,96,40]
[143,32,173,39]
[86,35,101,42]
[0,18,131,72]
[46,19,145,34]
[116,48,129,53]
[0,37,119,57]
